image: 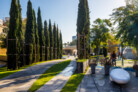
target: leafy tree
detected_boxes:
[125,12,138,55]
[25,0,35,65]
[8,0,19,70]
[49,19,53,60]
[77,0,90,59]
[44,20,50,60]
[91,18,112,55]
[37,7,45,61]
[69,40,77,46]
[53,23,57,59]
[111,5,137,52]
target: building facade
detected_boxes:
[72,36,77,41]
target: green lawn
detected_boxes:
[77,59,87,62]
[28,59,71,92]
[0,55,7,56]
[0,59,61,79]
[61,67,88,92]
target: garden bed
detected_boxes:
[76,59,88,73]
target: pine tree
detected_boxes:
[59,31,63,59]
[57,26,60,59]
[25,0,35,65]
[77,0,90,59]
[33,9,40,62]
[49,19,53,60]
[8,0,19,70]
[37,7,45,61]
[44,20,50,60]
[53,23,57,59]
[17,0,25,67]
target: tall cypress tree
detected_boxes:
[33,9,40,62]
[77,0,90,59]
[17,0,25,67]
[8,0,19,70]
[57,26,60,59]
[59,31,63,59]
[31,9,37,63]
[37,7,45,61]
[53,23,57,59]
[25,0,35,65]
[44,20,50,60]
[85,0,90,58]
[49,19,53,60]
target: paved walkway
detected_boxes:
[76,67,138,92]
[0,59,68,92]
[37,58,76,92]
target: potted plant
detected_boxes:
[104,58,111,75]
[89,59,97,74]
[133,64,138,77]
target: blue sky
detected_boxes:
[0,0,126,43]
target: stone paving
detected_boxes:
[0,59,67,92]
[76,67,138,92]
[37,59,76,92]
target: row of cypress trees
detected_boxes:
[7,0,63,70]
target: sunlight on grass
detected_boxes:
[28,59,71,92]
[61,67,89,92]
[77,59,87,62]
[0,59,62,79]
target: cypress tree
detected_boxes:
[57,26,60,59]
[31,9,37,63]
[33,9,40,62]
[59,31,63,59]
[17,0,25,67]
[37,7,45,61]
[25,0,35,65]
[77,0,90,59]
[44,20,50,60]
[8,0,19,70]
[85,0,90,58]
[49,19,53,60]
[53,23,57,59]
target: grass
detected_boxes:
[77,59,87,62]
[28,59,71,92]
[0,54,7,56]
[0,59,62,80]
[63,55,67,57]
[61,67,89,92]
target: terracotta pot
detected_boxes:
[104,65,111,75]
[91,64,96,74]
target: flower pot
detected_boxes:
[104,65,111,75]
[136,69,138,77]
[91,64,96,74]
